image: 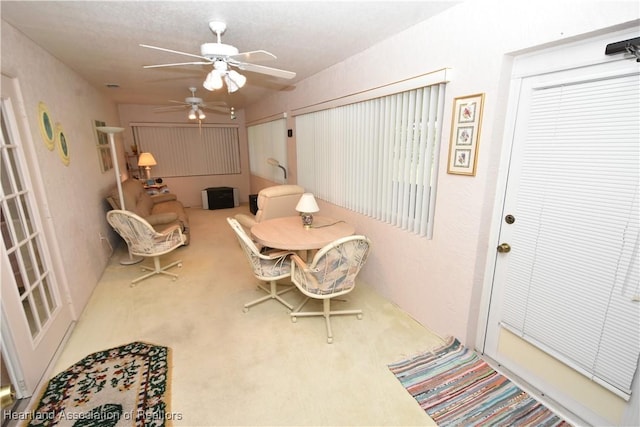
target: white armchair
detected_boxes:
[227,217,296,311]
[106,210,186,286]
[290,235,372,343]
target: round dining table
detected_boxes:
[251,215,355,251]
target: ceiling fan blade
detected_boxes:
[143,61,211,69]
[153,105,188,112]
[234,62,296,79]
[202,101,228,107]
[229,50,276,63]
[140,44,210,61]
[169,100,189,105]
[202,106,230,113]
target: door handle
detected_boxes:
[497,243,511,253]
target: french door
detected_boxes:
[1,75,73,398]
[483,34,639,425]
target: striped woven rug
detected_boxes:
[388,337,571,426]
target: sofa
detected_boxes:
[106,179,190,245]
[235,184,304,233]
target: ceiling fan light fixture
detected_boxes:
[188,109,197,120]
[224,71,246,93]
[198,109,206,120]
[227,70,246,88]
[225,75,239,93]
[203,70,223,91]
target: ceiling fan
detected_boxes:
[154,87,232,121]
[141,21,296,93]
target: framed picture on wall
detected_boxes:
[94,119,113,172]
[447,93,485,176]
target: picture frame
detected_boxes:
[94,120,113,172]
[447,93,485,176]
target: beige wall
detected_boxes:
[243,1,638,346]
[2,22,125,314]
[117,104,251,207]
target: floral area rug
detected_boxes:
[388,337,571,426]
[25,342,171,427]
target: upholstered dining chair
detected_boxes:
[226,217,296,312]
[106,210,186,286]
[290,235,371,343]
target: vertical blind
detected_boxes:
[132,124,240,177]
[295,84,446,237]
[247,118,287,183]
[501,72,640,398]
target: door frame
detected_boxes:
[476,26,640,425]
[1,74,76,399]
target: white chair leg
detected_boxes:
[131,256,182,286]
[323,299,333,344]
[290,297,363,343]
[243,280,294,312]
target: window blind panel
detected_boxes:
[411,89,428,234]
[501,73,640,397]
[379,97,394,223]
[247,118,287,183]
[424,84,446,237]
[295,84,445,237]
[132,125,240,177]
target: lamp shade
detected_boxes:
[296,193,319,213]
[203,70,224,91]
[138,152,157,167]
[227,70,247,88]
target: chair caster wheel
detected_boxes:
[178,263,183,268]
[357,313,363,320]
[327,337,333,344]
[291,316,297,323]
[243,307,249,313]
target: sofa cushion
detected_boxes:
[111,179,145,212]
[146,212,178,226]
[136,191,154,217]
[151,193,177,204]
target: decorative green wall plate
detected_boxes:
[55,123,70,166]
[38,101,55,150]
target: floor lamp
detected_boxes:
[267,158,287,183]
[97,126,142,265]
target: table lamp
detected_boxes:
[138,152,157,181]
[296,193,320,228]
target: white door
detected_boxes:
[1,75,74,398]
[483,34,639,425]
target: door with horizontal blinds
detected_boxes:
[484,56,639,423]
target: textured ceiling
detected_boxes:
[2,1,459,109]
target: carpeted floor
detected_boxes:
[388,337,572,427]
[43,206,447,426]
